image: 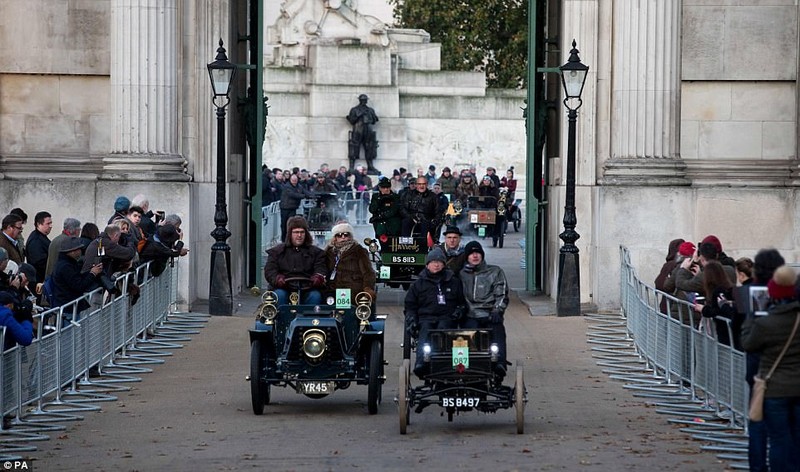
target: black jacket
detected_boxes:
[52,253,98,310]
[404,268,464,324]
[280,182,310,211]
[139,236,182,277]
[25,229,51,282]
[400,189,438,221]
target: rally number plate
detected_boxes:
[441,397,480,408]
[297,381,335,394]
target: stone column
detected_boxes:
[602,0,688,185]
[103,0,188,181]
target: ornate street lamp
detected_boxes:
[207,39,237,316]
[556,40,589,317]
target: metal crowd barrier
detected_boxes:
[599,246,750,469]
[0,260,200,460]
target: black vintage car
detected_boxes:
[248,281,386,415]
[397,327,526,434]
[364,235,428,289]
[302,192,342,245]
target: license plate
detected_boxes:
[441,397,480,408]
[452,344,469,369]
[297,381,334,394]
[383,253,423,264]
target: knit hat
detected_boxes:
[464,241,484,259]
[378,177,391,188]
[114,196,131,212]
[331,222,354,236]
[59,237,84,253]
[429,165,436,171]
[678,241,696,257]
[425,248,446,265]
[0,291,16,307]
[393,169,400,177]
[701,235,723,254]
[767,265,797,300]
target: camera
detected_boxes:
[155,210,166,224]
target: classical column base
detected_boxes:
[0,154,101,180]
[600,158,691,186]
[100,153,190,181]
[684,159,800,187]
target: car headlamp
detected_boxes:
[490,343,499,362]
[423,343,431,362]
[256,291,279,323]
[354,292,373,322]
[302,329,326,360]
[259,304,278,323]
[364,238,380,254]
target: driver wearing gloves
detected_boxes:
[404,247,465,379]
[460,241,509,381]
[264,216,327,306]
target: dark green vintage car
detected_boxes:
[364,235,428,289]
[248,284,386,415]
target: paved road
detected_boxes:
[31,232,726,471]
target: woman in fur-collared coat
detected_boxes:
[325,222,376,301]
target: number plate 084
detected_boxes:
[441,397,480,408]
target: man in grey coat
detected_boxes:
[460,240,509,380]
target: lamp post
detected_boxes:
[556,40,589,317]
[207,39,237,316]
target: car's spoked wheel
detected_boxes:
[514,361,525,434]
[368,340,382,415]
[399,359,410,434]
[250,340,270,415]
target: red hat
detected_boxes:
[678,242,696,257]
[767,265,797,300]
[702,235,723,253]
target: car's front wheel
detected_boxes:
[367,340,383,415]
[250,340,270,415]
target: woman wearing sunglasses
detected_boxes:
[325,222,376,301]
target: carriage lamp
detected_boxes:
[422,344,432,362]
[302,330,327,359]
[355,304,371,322]
[490,344,499,362]
[258,304,278,324]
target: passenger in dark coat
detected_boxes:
[368,178,402,239]
[400,177,438,239]
[404,248,465,378]
[279,174,312,242]
[264,216,326,306]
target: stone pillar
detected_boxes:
[103,0,188,181]
[602,0,688,185]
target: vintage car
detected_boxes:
[464,192,510,248]
[397,327,526,434]
[364,235,428,289]
[301,192,342,245]
[248,279,386,415]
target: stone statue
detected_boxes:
[346,94,379,174]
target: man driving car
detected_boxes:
[264,216,327,305]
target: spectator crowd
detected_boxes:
[0,195,189,351]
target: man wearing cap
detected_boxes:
[425,165,437,188]
[460,240,509,380]
[436,167,457,195]
[368,178,402,239]
[404,247,465,378]
[438,226,466,274]
[139,224,188,277]
[51,237,104,310]
[0,214,24,264]
[264,216,327,306]
[346,94,379,173]
[486,167,500,188]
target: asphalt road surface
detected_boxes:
[31,233,728,471]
